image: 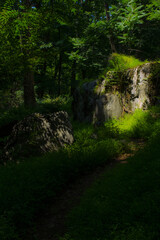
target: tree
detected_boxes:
[0,0,159,109]
[111,0,147,53]
[0,0,42,107]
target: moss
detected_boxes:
[98,54,148,90]
[93,84,99,94]
[93,79,104,94]
[108,53,147,71]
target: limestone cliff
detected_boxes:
[73,62,160,123]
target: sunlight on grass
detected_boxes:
[105,109,155,139]
[108,53,147,71]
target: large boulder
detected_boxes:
[2,111,74,162]
[93,93,123,123]
[73,80,98,122]
[123,63,160,111]
[73,62,160,123]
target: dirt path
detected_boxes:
[32,139,144,240]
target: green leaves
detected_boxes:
[111,0,147,47]
[147,0,160,20]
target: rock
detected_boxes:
[73,62,160,123]
[93,93,123,123]
[2,111,74,162]
[122,62,160,112]
[73,79,123,123]
[72,80,98,122]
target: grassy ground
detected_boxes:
[0,106,160,239]
[0,111,121,239]
[62,138,160,240]
[60,109,160,240]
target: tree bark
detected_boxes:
[21,0,36,108]
[71,61,76,96]
[24,70,36,108]
[104,2,117,53]
[58,53,62,96]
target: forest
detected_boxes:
[0,0,160,239]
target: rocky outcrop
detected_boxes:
[123,63,160,112]
[73,62,160,123]
[2,111,74,162]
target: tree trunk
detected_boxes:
[24,70,36,108]
[58,54,62,96]
[104,2,117,53]
[21,0,36,108]
[71,61,76,96]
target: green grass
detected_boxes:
[107,53,147,72]
[63,137,160,240]
[104,109,155,139]
[0,108,160,239]
[0,122,122,239]
[60,109,160,240]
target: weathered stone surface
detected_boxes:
[73,80,98,122]
[73,62,160,123]
[93,93,123,123]
[123,62,160,112]
[2,111,74,162]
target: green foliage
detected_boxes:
[0,0,160,237]
[0,121,122,239]
[38,94,73,114]
[1,106,160,238]
[69,20,110,80]
[65,120,160,240]
[0,0,159,101]
[0,95,72,128]
[67,122,122,169]
[147,0,160,20]
[112,0,147,48]
[0,90,23,111]
[0,215,20,240]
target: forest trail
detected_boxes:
[33,139,144,240]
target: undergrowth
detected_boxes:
[0,107,160,239]
[60,108,160,240]
[0,95,72,129]
[63,136,160,240]
[0,121,121,239]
